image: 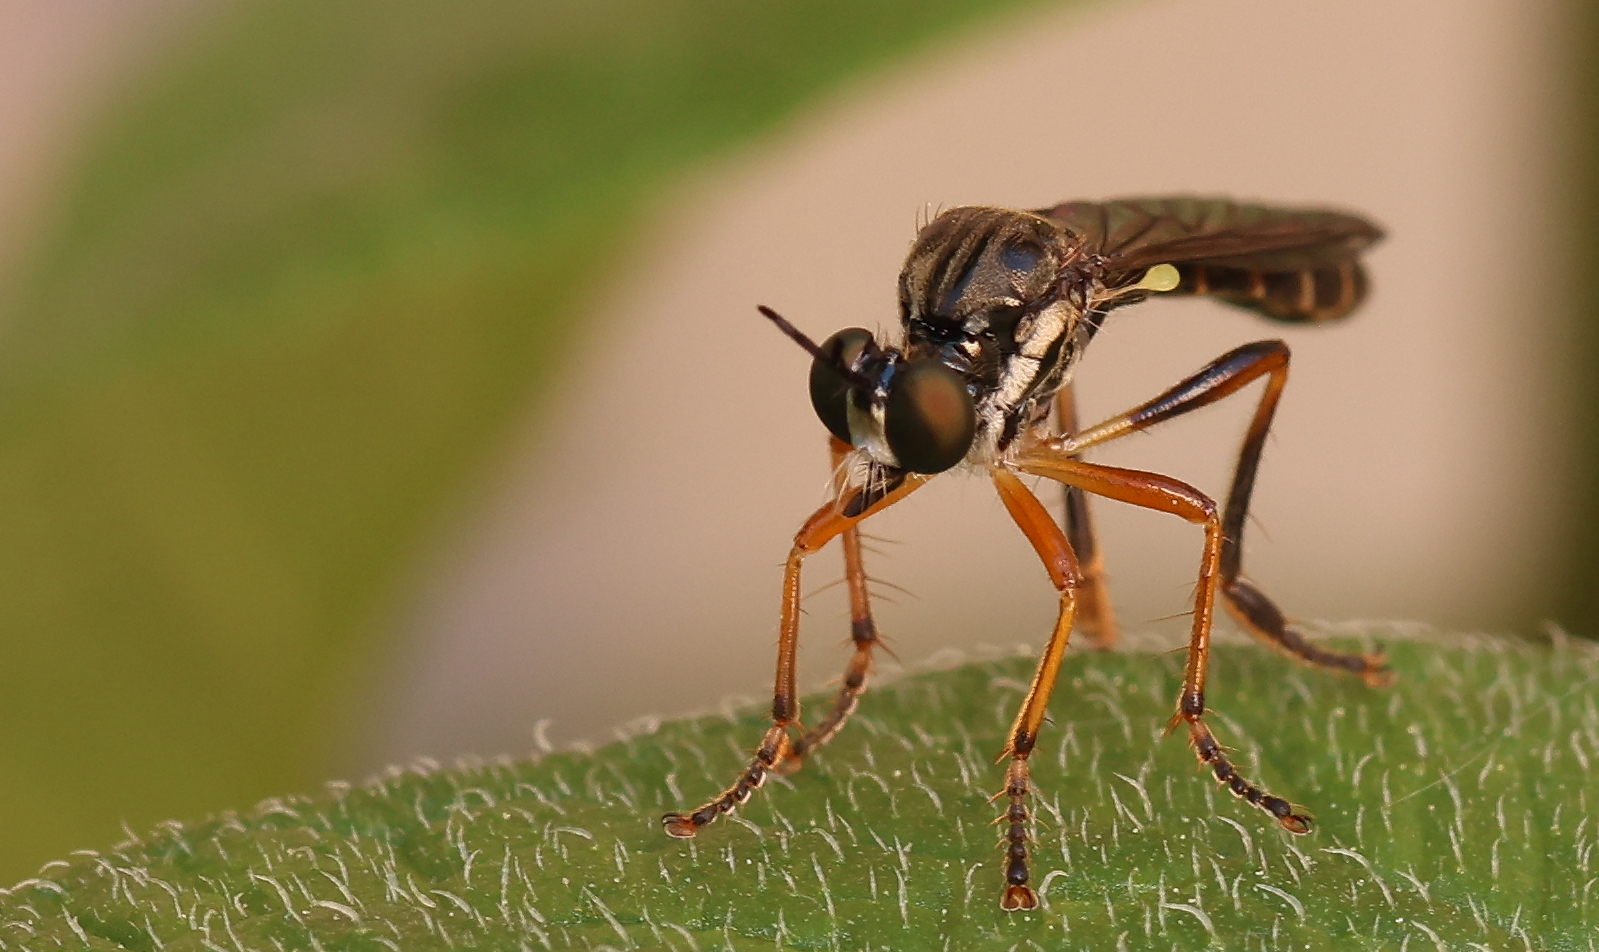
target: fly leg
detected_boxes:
[1013,451,1313,835]
[662,469,926,837]
[786,438,889,768]
[1055,383,1117,648]
[1063,340,1389,683]
[989,468,1081,911]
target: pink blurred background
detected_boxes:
[366,0,1569,761]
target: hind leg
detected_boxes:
[1060,340,1388,682]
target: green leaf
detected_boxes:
[3,629,1594,949]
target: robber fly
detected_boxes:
[662,197,1393,911]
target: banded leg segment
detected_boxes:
[990,468,1081,911]
[662,468,928,837]
[787,437,888,766]
[1012,451,1311,834]
[1061,340,1387,683]
[1054,384,1117,648]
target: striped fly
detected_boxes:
[662,197,1393,911]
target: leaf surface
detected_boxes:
[3,630,1594,949]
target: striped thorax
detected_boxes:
[803,206,1102,483]
[897,206,1096,466]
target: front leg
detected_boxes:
[662,470,926,837]
[990,467,1081,911]
[786,438,889,769]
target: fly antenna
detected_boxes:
[757,305,874,390]
[757,305,827,360]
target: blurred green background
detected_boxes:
[0,0,1056,881]
[0,0,1588,887]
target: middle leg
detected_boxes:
[1013,451,1314,835]
[1054,383,1118,648]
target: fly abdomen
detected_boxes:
[1174,261,1368,323]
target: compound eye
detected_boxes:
[808,327,875,445]
[884,359,976,473]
